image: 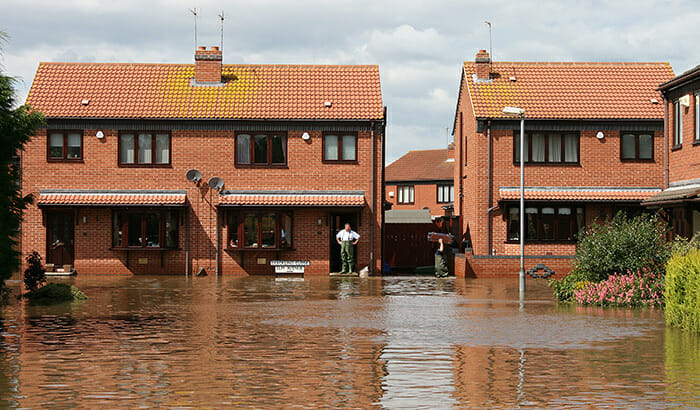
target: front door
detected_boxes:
[46,211,74,267]
[329,212,358,273]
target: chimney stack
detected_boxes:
[194,46,223,84]
[447,142,455,160]
[475,49,491,80]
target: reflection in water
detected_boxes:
[0,276,697,408]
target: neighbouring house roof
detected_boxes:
[385,149,454,182]
[498,187,662,202]
[37,189,187,206]
[642,184,700,206]
[218,190,365,207]
[26,63,383,120]
[658,64,700,91]
[384,209,432,224]
[460,61,674,120]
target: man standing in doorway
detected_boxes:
[336,223,360,274]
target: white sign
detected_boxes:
[270,260,310,267]
[275,266,305,274]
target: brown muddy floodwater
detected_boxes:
[0,276,699,408]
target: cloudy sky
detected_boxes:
[1,0,698,163]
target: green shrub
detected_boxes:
[23,251,46,291]
[665,250,700,332]
[549,271,587,302]
[25,283,87,305]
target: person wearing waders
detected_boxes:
[434,238,449,278]
[336,223,360,274]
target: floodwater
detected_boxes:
[1,276,699,409]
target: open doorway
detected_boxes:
[329,212,359,273]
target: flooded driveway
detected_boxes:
[1,276,699,408]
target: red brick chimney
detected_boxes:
[194,46,223,83]
[447,142,455,160]
[475,49,491,80]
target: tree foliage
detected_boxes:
[23,251,46,291]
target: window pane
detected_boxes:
[564,134,578,162]
[639,134,653,159]
[576,207,584,235]
[237,134,251,164]
[281,213,293,249]
[526,208,538,240]
[675,102,683,145]
[270,135,286,164]
[155,134,170,164]
[66,133,81,159]
[397,187,403,203]
[438,186,444,203]
[144,213,160,247]
[514,134,520,163]
[120,134,135,164]
[542,208,555,240]
[112,213,125,247]
[558,207,572,215]
[557,208,572,240]
[342,135,356,160]
[228,213,239,248]
[128,214,142,246]
[508,207,520,241]
[449,185,454,202]
[49,133,64,158]
[261,213,276,248]
[531,134,545,162]
[548,134,561,162]
[696,94,700,141]
[165,211,178,248]
[254,135,268,164]
[138,133,152,164]
[325,135,338,160]
[243,214,258,247]
[621,134,636,159]
[409,187,415,203]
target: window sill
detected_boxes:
[693,140,700,146]
[504,240,576,244]
[235,164,289,169]
[226,247,296,252]
[109,247,180,251]
[620,158,655,162]
[513,162,581,166]
[118,163,172,168]
[322,160,359,164]
[671,144,682,151]
[48,159,84,163]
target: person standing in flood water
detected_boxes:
[336,223,360,274]
[435,238,449,278]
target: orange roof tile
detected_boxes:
[498,187,661,202]
[219,190,365,207]
[38,189,187,206]
[385,149,454,182]
[26,63,383,120]
[462,61,674,120]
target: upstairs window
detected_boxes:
[514,132,579,164]
[437,184,454,204]
[119,132,170,166]
[324,134,357,162]
[621,133,654,160]
[48,131,82,161]
[397,185,415,205]
[674,100,683,147]
[236,133,287,166]
[696,93,699,142]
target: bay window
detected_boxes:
[48,131,83,161]
[228,211,293,249]
[323,134,357,162]
[119,132,170,166]
[621,133,654,160]
[236,133,287,166]
[112,210,179,248]
[507,204,583,242]
[514,132,579,164]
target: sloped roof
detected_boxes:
[462,61,674,120]
[37,189,187,206]
[218,190,365,207]
[385,209,432,224]
[499,186,661,202]
[26,63,383,120]
[385,149,454,182]
[642,185,700,206]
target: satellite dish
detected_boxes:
[185,169,202,183]
[302,132,311,140]
[208,177,224,190]
[596,132,604,139]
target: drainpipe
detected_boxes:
[664,96,669,189]
[369,120,376,275]
[380,107,387,275]
[215,206,220,277]
[486,120,494,255]
[458,112,464,250]
[185,206,190,276]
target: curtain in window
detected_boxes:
[531,134,545,162]
[138,133,152,163]
[155,134,169,164]
[66,133,81,158]
[49,133,63,158]
[525,207,538,239]
[397,187,403,203]
[325,135,338,160]
[514,134,529,162]
[548,134,561,162]
[237,134,251,164]
[449,186,454,202]
[438,186,444,203]
[120,134,135,164]
[342,135,356,160]
[271,135,286,164]
[165,212,178,248]
[409,187,415,203]
[281,213,293,248]
[696,95,700,141]
[621,134,636,159]
[675,102,683,145]
[564,134,578,162]
[637,134,653,159]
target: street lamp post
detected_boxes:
[503,106,526,295]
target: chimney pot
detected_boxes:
[475,49,491,80]
[198,46,206,51]
[211,46,219,51]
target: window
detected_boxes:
[397,185,415,205]
[235,133,287,166]
[695,93,699,142]
[514,132,579,164]
[621,133,654,160]
[119,132,170,166]
[228,211,293,249]
[48,131,82,161]
[437,184,454,204]
[506,204,583,242]
[323,134,357,162]
[674,100,683,147]
[112,210,179,248]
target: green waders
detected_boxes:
[341,240,355,273]
[435,252,449,278]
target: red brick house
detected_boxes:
[384,145,454,217]
[643,65,700,236]
[452,50,674,277]
[21,46,385,276]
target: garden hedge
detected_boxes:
[665,250,700,332]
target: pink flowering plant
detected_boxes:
[573,267,664,307]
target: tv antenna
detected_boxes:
[484,21,493,63]
[218,10,225,52]
[190,8,198,49]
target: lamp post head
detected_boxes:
[503,106,525,117]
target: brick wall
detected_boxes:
[384,182,451,216]
[457,251,573,278]
[21,127,383,275]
